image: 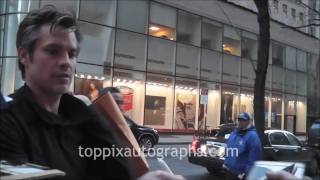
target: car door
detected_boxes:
[265,132,294,161]
[284,132,306,161]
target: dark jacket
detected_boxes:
[0,85,132,179]
[224,126,262,175]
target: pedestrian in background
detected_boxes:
[223,112,262,180]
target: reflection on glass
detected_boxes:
[4,14,26,56]
[272,66,284,91]
[176,43,200,78]
[112,69,145,125]
[115,30,147,71]
[174,78,198,130]
[271,93,282,129]
[223,54,240,85]
[78,22,114,66]
[221,84,239,124]
[7,0,39,13]
[117,0,148,34]
[41,0,78,14]
[241,31,257,60]
[0,16,4,57]
[241,59,256,87]
[223,26,241,56]
[74,63,111,101]
[149,2,176,40]
[145,74,173,129]
[285,46,296,70]
[285,70,296,94]
[296,96,306,133]
[297,50,307,72]
[240,88,254,119]
[177,10,201,46]
[296,72,307,96]
[272,42,285,66]
[201,49,221,82]
[147,37,175,75]
[201,19,222,51]
[80,0,116,26]
[199,82,220,131]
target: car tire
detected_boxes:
[309,158,319,176]
[139,136,154,150]
[206,167,222,175]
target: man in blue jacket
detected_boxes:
[223,112,262,180]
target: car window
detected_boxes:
[286,133,301,146]
[310,123,320,136]
[269,132,290,145]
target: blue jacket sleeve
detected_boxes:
[244,133,262,174]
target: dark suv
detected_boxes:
[125,117,159,150]
[307,120,320,150]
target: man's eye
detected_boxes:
[46,49,59,55]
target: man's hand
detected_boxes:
[138,170,185,180]
[237,173,245,180]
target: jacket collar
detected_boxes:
[12,85,93,125]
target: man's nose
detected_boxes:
[59,52,72,67]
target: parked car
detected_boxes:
[188,124,320,176]
[125,118,159,150]
[307,119,320,150]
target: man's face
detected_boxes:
[238,119,250,129]
[19,25,78,96]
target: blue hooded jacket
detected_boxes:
[224,126,262,175]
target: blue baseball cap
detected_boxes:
[238,112,251,121]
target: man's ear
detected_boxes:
[18,48,30,67]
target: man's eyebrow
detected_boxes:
[44,43,79,53]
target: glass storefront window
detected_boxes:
[272,41,285,67]
[296,96,307,133]
[147,37,175,75]
[201,49,221,82]
[176,43,200,79]
[41,0,78,15]
[296,72,307,96]
[113,69,145,125]
[271,92,282,129]
[221,84,239,124]
[7,0,39,13]
[285,70,296,94]
[285,46,296,70]
[1,58,24,96]
[241,31,257,60]
[1,0,5,13]
[201,18,222,51]
[74,63,111,102]
[223,26,241,56]
[149,2,176,40]
[174,78,198,130]
[223,54,240,85]
[240,88,254,119]
[272,65,284,91]
[78,22,114,66]
[80,0,116,27]
[145,74,174,129]
[117,0,148,34]
[241,59,256,87]
[297,50,307,72]
[4,14,26,56]
[177,10,201,46]
[114,30,147,71]
[199,82,220,130]
[0,16,4,57]
[284,95,296,133]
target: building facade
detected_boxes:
[1,0,319,134]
